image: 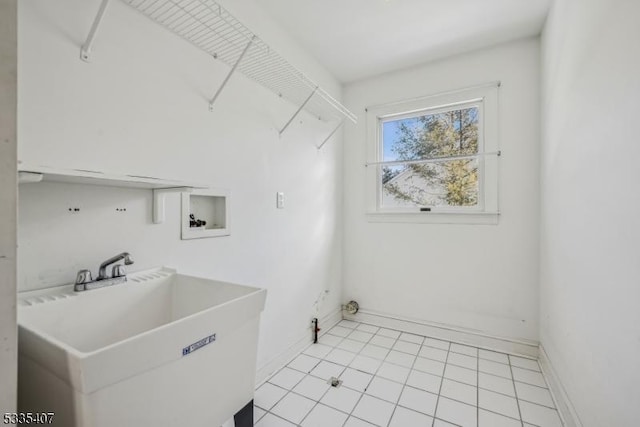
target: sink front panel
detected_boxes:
[19,316,262,427]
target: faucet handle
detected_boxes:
[112,265,126,278]
[75,269,92,285]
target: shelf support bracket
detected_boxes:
[317,120,344,150]
[153,187,193,224]
[209,36,256,111]
[80,0,111,62]
[18,172,44,184]
[279,87,318,136]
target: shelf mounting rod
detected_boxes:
[279,87,318,136]
[317,120,344,150]
[80,0,111,62]
[209,36,256,111]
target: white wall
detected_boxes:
[17,0,344,376]
[0,0,18,413]
[540,0,640,425]
[343,39,540,343]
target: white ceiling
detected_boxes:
[260,0,552,83]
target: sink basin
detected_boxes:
[18,267,267,427]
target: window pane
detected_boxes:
[380,105,480,208]
[381,159,479,208]
[382,106,479,162]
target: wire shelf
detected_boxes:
[115,0,357,124]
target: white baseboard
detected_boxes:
[344,309,539,358]
[538,345,583,427]
[255,308,342,386]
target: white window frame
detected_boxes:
[365,84,500,225]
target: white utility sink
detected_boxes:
[18,267,266,427]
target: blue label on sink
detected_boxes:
[182,333,216,356]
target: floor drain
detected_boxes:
[328,377,342,388]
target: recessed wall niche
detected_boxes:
[181,189,230,240]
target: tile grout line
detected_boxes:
[345,320,540,363]
[384,334,426,427]
[384,341,548,382]
[273,321,356,426]
[296,329,356,427]
[295,380,336,426]
[337,324,477,357]
[260,322,554,426]
[326,321,393,427]
[342,323,392,427]
[440,346,537,426]
[440,345,481,425]
[344,325,403,427]
[395,385,524,424]
[477,353,544,374]
[280,382,527,426]
[270,374,530,426]
[349,341,528,424]
[312,319,362,426]
[262,366,314,426]
[475,383,558,410]
[330,322,381,427]
[340,325,426,426]
[507,354,525,427]
[399,338,541,374]
[510,364,545,374]
[335,328,522,377]
[431,340,451,427]
[259,323,351,426]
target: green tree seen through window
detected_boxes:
[382,107,479,207]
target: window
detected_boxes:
[365,84,500,224]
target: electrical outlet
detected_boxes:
[276,192,284,209]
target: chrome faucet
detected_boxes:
[97,252,134,280]
[74,252,134,292]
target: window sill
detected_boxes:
[365,211,500,225]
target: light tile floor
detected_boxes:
[254,320,563,427]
